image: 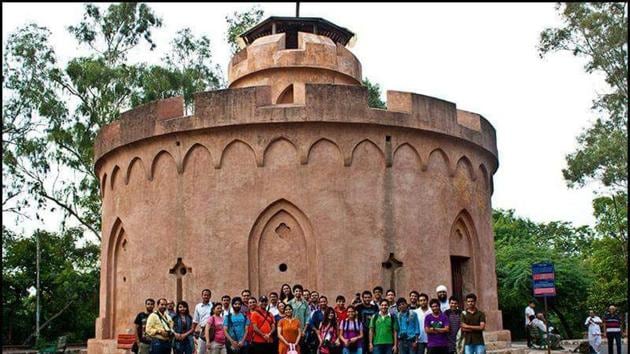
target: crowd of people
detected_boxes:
[132,284,488,354]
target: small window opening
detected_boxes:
[279,263,288,272]
[276,84,294,104]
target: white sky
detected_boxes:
[3,2,608,235]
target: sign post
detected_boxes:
[532,262,555,354]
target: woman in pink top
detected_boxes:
[206,303,227,354]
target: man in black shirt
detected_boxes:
[134,298,155,354]
[356,290,379,354]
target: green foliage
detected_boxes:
[539,2,628,192]
[2,3,222,242]
[537,3,628,320]
[494,209,594,339]
[362,77,386,109]
[225,5,264,54]
[2,227,100,345]
[133,28,223,112]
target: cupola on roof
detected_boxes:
[240,16,355,47]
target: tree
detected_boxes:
[2,227,100,345]
[493,209,594,339]
[538,2,628,317]
[225,5,264,54]
[363,78,387,109]
[539,2,628,193]
[2,3,222,241]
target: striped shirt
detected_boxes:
[604,313,622,333]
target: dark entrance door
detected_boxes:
[450,256,468,303]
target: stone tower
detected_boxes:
[88,16,502,353]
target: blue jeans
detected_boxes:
[342,347,363,354]
[150,339,172,354]
[416,342,427,354]
[464,344,486,354]
[373,344,393,354]
[398,339,415,354]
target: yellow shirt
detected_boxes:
[145,311,174,341]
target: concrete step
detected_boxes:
[486,341,510,350]
[487,347,528,354]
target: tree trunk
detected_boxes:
[22,299,74,345]
[549,302,573,339]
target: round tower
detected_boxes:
[88,16,504,354]
[228,17,362,104]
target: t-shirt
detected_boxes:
[250,309,275,343]
[207,315,226,344]
[334,306,349,322]
[369,313,399,345]
[425,312,450,348]
[461,310,486,345]
[340,319,363,348]
[445,309,462,352]
[525,306,535,326]
[356,303,379,333]
[223,312,249,342]
[134,312,151,343]
[604,313,622,333]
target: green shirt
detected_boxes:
[288,298,309,331]
[369,313,399,345]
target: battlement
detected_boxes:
[94,84,497,164]
[228,31,362,87]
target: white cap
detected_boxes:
[436,285,448,293]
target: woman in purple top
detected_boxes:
[338,306,364,354]
[425,299,451,354]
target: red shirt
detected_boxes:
[334,305,349,322]
[249,308,275,343]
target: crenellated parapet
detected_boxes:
[94,84,498,169]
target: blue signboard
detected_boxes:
[532,262,556,297]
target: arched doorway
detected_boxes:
[106,219,133,338]
[449,211,477,303]
[248,199,316,296]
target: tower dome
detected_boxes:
[228,17,362,104]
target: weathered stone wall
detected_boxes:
[89,29,501,353]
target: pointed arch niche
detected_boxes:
[248,199,316,296]
[105,218,133,338]
[449,210,478,303]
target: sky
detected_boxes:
[2,2,608,236]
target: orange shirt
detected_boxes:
[250,309,275,343]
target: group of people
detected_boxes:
[524,301,625,354]
[133,284,488,354]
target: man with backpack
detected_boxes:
[224,297,250,354]
[369,299,399,354]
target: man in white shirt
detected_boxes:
[267,291,280,317]
[524,300,536,348]
[585,310,603,354]
[412,292,431,354]
[192,289,213,354]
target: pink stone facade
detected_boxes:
[88,30,501,352]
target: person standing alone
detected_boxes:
[524,301,535,348]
